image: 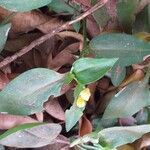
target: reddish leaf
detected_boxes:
[79,116,93,137]
[118,117,137,126]
[86,17,100,37]
[72,0,91,7]
[44,98,65,121]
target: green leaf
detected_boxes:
[135,108,148,125]
[99,124,150,148]
[102,81,150,119]
[65,84,85,132]
[117,0,138,33]
[71,124,150,149]
[48,0,74,14]
[0,123,61,148]
[0,0,52,12]
[72,58,118,84]
[110,65,126,86]
[74,83,85,100]
[65,104,83,132]
[0,23,11,53]
[90,33,150,67]
[73,22,81,33]
[0,68,65,115]
[64,72,74,84]
[70,132,99,147]
[93,6,111,29]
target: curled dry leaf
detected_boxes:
[0,114,37,130]
[57,31,84,50]
[5,33,41,52]
[44,98,65,121]
[134,133,150,150]
[47,42,80,70]
[38,18,71,34]
[23,36,56,69]
[0,7,70,35]
[119,69,145,88]
[10,35,57,72]
[79,116,93,137]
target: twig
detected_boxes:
[0,0,108,68]
[57,31,84,50]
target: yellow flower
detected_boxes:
[76,88,91,108]
[79,88,91,101]
[76,96,86,108]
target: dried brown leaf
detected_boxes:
[57,31,83,50]
[134,134,150,150]
[5,33,41,52]
[0,7,70,35]
[119,70,144,88]
[47,43,79,70]
[79,116,93,137]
